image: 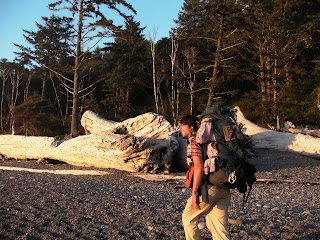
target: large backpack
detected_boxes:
[196,105,257,204]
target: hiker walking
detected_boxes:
[179,115,231,240]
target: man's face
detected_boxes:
[179,124,193,138]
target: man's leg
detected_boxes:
[205,187,231,240]
[182,196,214,240]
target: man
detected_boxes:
[179,115,231,240]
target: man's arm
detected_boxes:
[192,155,204,209]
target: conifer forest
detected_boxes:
[0,0,319,137]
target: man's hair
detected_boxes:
[180,115,198,132]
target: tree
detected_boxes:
[0,59,11,131]
[169,32,179,124]
[181,47,198,114]
[175,0,205,38]
[0,59,27,133]
[149,26,159,113]
[200,0,244,108]
[14,15,74,101]
[49,0,136,136]
[239,0,319,122]
[174,0,207,114]
[174,0,246,107]
[101,17,151,120]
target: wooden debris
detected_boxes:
[256,178,320,185]
[0,111,179,173]
[234,107,320,158]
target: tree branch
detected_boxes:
[43,65,73,83]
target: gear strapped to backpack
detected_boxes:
[196,105,257,205]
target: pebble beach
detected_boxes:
[0,148,319,240]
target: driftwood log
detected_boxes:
[256,178,320,186]
[0,111,179,173]
[281,121,320,138]
[0,107,319,173]
[234,107,320,158]
[80,111,188,171]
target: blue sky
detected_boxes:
[0,0,185,62]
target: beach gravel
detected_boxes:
[0,148,319,239]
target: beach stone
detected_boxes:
[281,232,294,239]
[198,222,206,229]
[228,218,242,225]
[302,210,311,215]
[239,230,247,236]
[252,225,258,231]
[262,225,271,234]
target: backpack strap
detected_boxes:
[202,174,209,203]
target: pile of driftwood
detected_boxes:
[281,121,320,138]
[0,111,181,173]
[234,107,320,158]
[0,107,319,173]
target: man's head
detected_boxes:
[179,115,198,138]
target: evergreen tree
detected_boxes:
[49,0,136,136]
[239,0,320,126]
[175,0,205,38]
[101,17,151,120]
[174,0,245,109]
[14,15,73,101]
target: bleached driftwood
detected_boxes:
[81,110,177,139]
[0,111,179,173]
[281,121,320,138]
[256,178,320,185]
[81,110,189,170]
[2,106,318,173]
[81,111,116,134]
[234,107,320,158]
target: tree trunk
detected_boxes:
[24,72,32,101]
[207,15,224,109]
[9,70,21,133]
[150,30,159,113]
[0,71,8,131]
[259,41,266,102]
[170,34,178,124]
[266,55,271,102]
[41,71,48,100]
[71,0,84,137]
[273,59,278,119]
[0,111,179,173]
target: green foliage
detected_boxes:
[234,69,320,129]
[1,0,318,132]
[100,17,152,121]
[14,96,66,136]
